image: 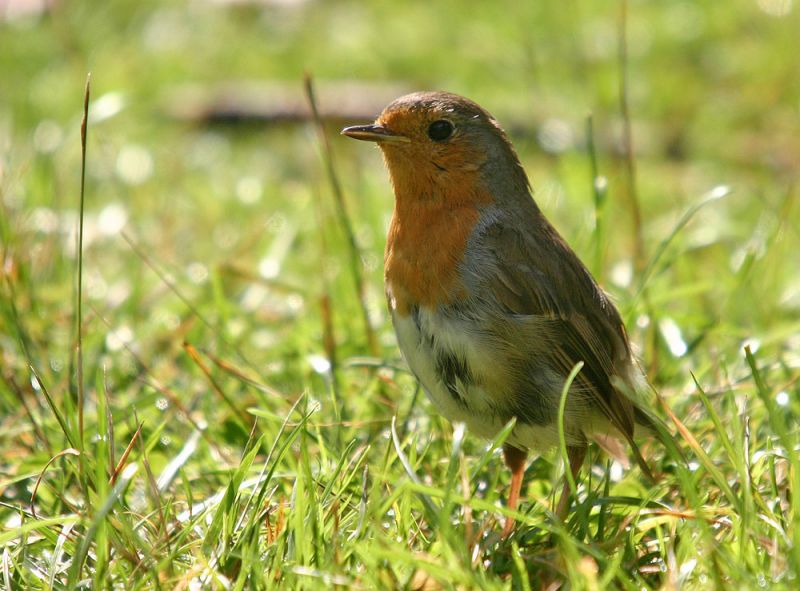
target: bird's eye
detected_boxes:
[427,120,454,141]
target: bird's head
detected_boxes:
[342,91,530,205]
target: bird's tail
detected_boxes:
[624,429,657,483]
[633,399,688,476]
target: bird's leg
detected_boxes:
[501,444,527,538]
[555,445,587,519]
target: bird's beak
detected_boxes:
[341,124,410,143]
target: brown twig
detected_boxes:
[183,340,253,429]
[110,421,142,485]
[201,347,288,400]
[75,73,91,452]
[303,73,379,356]
[618,0,644,272]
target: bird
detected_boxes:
[341,91,655,534]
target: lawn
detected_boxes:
[1,0,799,588]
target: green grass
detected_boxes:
[2,0,799,588]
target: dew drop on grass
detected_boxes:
[659,317,688,357]
[116,144,154,186]
[89,92,126,124]
[241,285,268,312]
[264,361,284,374]
[30,207,58,233]
[741,338,761,354]
[729,247,749,272]
[680,558,697,577]
[106,326,134,351]
[156,398,168,411]
[98,202,128,235]
[537,118,574,154]
[610,260,633,288]
[706,184,731,200]
[287,294,304,313]
[5,513,22,527]
[226,318,246,338]
[308,398,322,414]
[33,120,63,153]
[308,354,331,375]
[251,329,276,349]
[236,176,263,205]
[259,257,280,279]
[777,391,789,406]
[106,280,132,308]
[186,261,208,284]
[87,272,108,300]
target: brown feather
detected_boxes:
[473,211,649,459]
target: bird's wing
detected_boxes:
[478,215,637,442]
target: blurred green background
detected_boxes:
[3,0,798,370]
[2,0,799,588]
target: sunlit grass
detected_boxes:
[1,0,799,588]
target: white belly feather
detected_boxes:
[393,307,570,450]
[391,306,593,451]
[392,309,502,439]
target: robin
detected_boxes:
[342,91,654,534]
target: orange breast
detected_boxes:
[385,205,470,314]
[379,140,496,316]
[385,194,492,315]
